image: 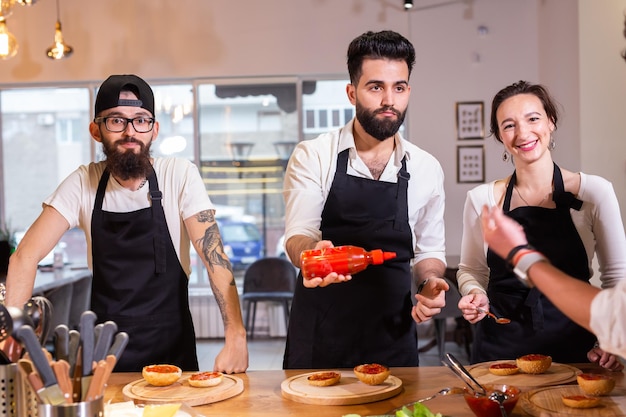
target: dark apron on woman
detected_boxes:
[471,163,596,364]
[90,168,198,371]
[284,149,417,369]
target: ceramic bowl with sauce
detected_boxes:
[463,384,521,417]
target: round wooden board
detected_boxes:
[281,371,403,405]
[520,385,626,416]
[467,361,580,388]
[122,373,244,406]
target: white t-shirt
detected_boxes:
[283,118,446,266]
[457,173,626,295]
[44,157,213,275]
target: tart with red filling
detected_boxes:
[142,364,182,387]
[488,362,520,376]
[306,371,341,387]
[577,373,615,396]
[353,363,390,385]
[516,354,552,374]
[188,371,224,387]
[562,395,601,409]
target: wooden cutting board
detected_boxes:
[122,373,244,406]
[520,385,626,416]
[467,361,580,389]
[281,371,403,405]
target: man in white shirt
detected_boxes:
[282,30,449,369]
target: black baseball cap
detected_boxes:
[94,74,155,116]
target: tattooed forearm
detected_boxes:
[196,222,234,276]
[209,282,230,327]
[195,209,215,223]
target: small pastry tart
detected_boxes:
[562,394,601,409]
[188,371,224,387]
[306,371,341,387]
[142,364,182,387]
[577,373,616,396]
[488,362,520,376]
[353,363,390,386]
[516,354,552,374]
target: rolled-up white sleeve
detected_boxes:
[590,280,626,358]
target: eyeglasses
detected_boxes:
[94,116,155,133]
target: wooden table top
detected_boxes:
[104,363,624,417]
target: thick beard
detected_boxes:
[356,104,406,142]
[103,138,153,180]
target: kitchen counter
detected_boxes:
[104,363,624,417]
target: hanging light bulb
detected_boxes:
[0,18,17,60]
[45,0,73,60]
[16,0,38,5]
[404,0,413,10]
[0,0,16,19]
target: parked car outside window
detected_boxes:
[217,220,264,270]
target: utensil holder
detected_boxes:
[15,362,39,417]
[38,396,103,417]
[0,363,17,416]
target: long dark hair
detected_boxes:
[489,80,559,143]
[346,30,415,85]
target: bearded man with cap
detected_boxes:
[3,74,249,373]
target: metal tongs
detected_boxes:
[441,352,487,396]
[442,353,509,417]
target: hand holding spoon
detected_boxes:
[476,307,511,324]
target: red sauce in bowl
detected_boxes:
[464,385,521,417]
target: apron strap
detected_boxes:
[147,168,167,274]
[552,163,583,211]
[394,157,410,231]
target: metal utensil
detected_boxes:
[107,331,129,362]
[417,386,465,402]
[0,304,33,363]
[68,329,80,375]
[53,324,69,362]
[489,390,509,417]
[14,325,66,405]
[442,352,487,396]
[79,310,97,400]
[93,321,117,362]
[476,307,511,324]
[32,296,53,345]
[385,386,465,415]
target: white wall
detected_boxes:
[0,0,624,257]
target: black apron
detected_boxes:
[91,168,198,371]
[284,149,417,369]
[471,163,595,363]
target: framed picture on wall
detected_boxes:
[456,101,485,140]
[457,145,484,183]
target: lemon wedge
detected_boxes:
[142,403,182,417]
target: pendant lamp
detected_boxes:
[0,18,17,60]
[45,0,73,60]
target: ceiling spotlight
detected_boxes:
[404,0,413,10]
[46,0,73,60]
[0,18,18,60]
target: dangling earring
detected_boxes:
[549,137,556,150]
[502,150,510,162]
